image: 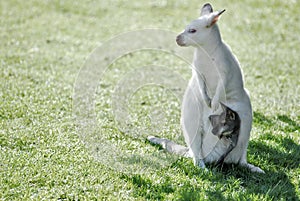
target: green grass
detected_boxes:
[1,0,299,200]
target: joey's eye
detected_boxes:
[188,29,196,33]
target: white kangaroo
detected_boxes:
[148,3,264,173]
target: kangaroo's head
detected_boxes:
[176,3,225,47]
[209,103,240,138]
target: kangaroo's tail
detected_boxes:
[147,136,191,158]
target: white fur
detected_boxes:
[176,4,264,173]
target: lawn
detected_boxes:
[0,0,299,200]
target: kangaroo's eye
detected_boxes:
[188,29,196,33]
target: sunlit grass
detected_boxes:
[0,0,299,200]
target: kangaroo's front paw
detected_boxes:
[211,99,219,111]
[205,97,212,108]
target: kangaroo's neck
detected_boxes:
[196,25,223,56]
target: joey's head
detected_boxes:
[176,3,225,47]
[209,103,240,138]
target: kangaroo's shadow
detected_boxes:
[120,112,299,200]
[252,112,300,169]
[221,112,300,199]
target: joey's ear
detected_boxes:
[207,9,226,27]
[220,102,236,120]
[200,3,213,16]
[227,110,236,120]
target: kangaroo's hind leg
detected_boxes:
[181,83,206,169]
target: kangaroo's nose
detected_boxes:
[176,35,181,42]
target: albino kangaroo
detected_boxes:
[148,3,264,173]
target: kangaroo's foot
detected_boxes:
[241,163,265,174]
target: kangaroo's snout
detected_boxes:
[176,34,185,46]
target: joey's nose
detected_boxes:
[176,35,181,42]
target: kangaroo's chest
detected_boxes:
[194,57,223,95]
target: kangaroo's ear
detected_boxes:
[200,3,213,16]
[207,9,226,27]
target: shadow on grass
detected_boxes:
[120,112,299,200]
[252,112,300,168]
